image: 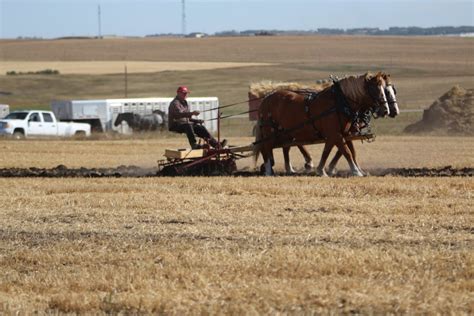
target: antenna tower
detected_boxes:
[98,5,102,39]
[181,0,186,35]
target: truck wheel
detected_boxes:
[74,131,86,139]
[12,131,25,139]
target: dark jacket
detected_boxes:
[168,97,191,131]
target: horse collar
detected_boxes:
[332,81,357,121]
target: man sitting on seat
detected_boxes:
[168,86,226,149]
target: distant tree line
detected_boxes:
[213,26,474,37]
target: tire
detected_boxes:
[74,131,86,139]
[12,131,25,139]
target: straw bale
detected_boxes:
[249,80,332,97]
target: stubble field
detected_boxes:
[0,136,473,314]
[0,35,473,314]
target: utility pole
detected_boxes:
[98,5,102,39]
[124,65,128,98]
[181,0,186,36]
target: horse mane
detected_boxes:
[381,72,392,85]
[338,75,367,102]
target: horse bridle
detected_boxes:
[364,78,390,118]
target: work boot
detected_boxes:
[220,139,228,148]
[191,143,202,150]
[208,138,220,149]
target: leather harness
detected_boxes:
[254,80,359,146]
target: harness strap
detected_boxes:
[253,106,337,146]
[304,92,322,137]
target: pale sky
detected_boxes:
[0,0,473,38]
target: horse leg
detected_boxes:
[327,150,342,176]
[316,142,334,177]
[283,146,296,174]
[328,140,364,176]
[334,138,363,177]
[260,143,275,176]
[346,140,365,175]
[298,145,313,171]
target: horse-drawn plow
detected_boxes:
[156,133,376,176]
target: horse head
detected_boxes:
[382,73,399,118]
[365,72,389,118]
[114,112,135,127]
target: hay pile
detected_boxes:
[405,85,474,135]
[249,80,332,97]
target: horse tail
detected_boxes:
[252,121,262,167]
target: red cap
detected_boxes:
[177,86,190,94]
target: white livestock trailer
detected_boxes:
[51,97,219,133]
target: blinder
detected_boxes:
[366,78,389,118]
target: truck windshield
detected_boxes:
[4,112,28,120]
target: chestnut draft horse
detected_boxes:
[325,73,399,175]
[254,72,389,176]
[283,73,399,175]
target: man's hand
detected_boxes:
[191,118,204,124]
[190,110,200,116]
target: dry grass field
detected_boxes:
[0,61,273,75]
[0,177,472,314]
[0,136,473,314]
[0,135,473,170]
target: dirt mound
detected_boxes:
[405,85,474,135]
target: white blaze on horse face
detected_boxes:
[376,83,390,118]
[385,85,399,117]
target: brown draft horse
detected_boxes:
[283,73,399,176]
[254,72,389,176]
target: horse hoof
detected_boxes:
[260,164,275,176]
[327,168,338,177]
[315,168,328,177]
[304,162,314,171]
[285,164,296,175]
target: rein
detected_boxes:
[200,96,265,113]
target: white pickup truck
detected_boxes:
[0,110,91,139]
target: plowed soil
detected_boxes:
[0,165,471,177]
